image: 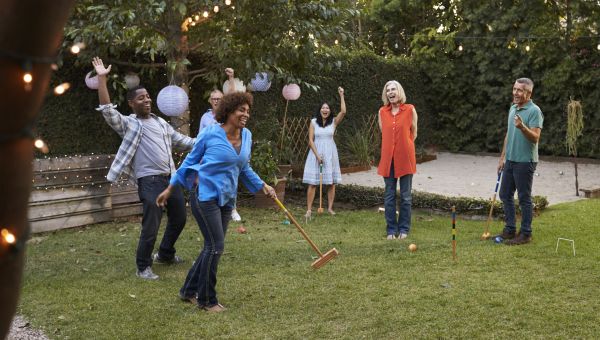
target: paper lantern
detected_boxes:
[157,85,189,117]
[223,78,246,93]
[124,72,140,89]
[250,72,271,92]
[85,71,98,90]
[282,83,301,101]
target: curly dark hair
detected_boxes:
[214,92,254,124]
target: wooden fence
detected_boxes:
[29,155,141,233]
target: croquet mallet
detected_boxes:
[273,197,338,269]
[317,159,324,214]
[481,171,502,240]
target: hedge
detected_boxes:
[284,179,549,217]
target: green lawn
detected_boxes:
[19,199,600,339]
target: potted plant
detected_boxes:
[250,140,287,208]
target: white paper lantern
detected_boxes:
[223,78,246,93]
[85,71,99,90]
[250,72,271,92]
[157,85,189,117]
[282,83,301,101]
[124,72,140,89]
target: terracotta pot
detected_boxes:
[253,178,286,208]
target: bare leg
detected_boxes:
[306,185,316,213]
[328,184,336,214]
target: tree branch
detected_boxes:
[104,58,165,69]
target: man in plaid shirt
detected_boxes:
[92,57,195,280]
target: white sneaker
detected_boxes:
[399,233,408,240]
[231,209,242,222]
[136,267,159,280]
[386,235,396,240]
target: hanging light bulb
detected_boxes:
[23,72,33,83]
[195,15,200,21]
[34,139,49,154]
[597,43,600,50]
[214,5,219,13]
[225,0,232,5]
[334,39,339,45]
[458,45,463,51]
[54,82,71,95]
[1,229,16,245]
[70,42,85,54]
[525,45,531,52]
[202,11,209,18]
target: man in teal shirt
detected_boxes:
[495,78,543,245]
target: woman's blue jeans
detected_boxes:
[180,196,232,306]
[499,160,537,236]
[383,161,413,236]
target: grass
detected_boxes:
[19,199,600,339]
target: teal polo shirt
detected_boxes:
[505,100,544,162]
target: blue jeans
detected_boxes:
[136,175,186,271]
[180,197,232,306]
[383,161,413,236]
[499,161,537,236]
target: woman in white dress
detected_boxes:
[302,87,346,219]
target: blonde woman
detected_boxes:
[377,81,418,240]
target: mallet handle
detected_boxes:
[273,198,324,256]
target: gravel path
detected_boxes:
[7,316,49,340]
[342,152,600,205]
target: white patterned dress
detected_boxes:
[302,118,342,185]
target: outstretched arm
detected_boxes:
[333,87,346,126]
[224,68,236,94]
[92,57,112,105]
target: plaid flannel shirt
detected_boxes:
[96,104,195,182]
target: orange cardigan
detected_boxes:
[377,104,416,178]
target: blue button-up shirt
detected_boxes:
[170,124,264,207]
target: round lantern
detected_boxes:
[124,72,140,89]
[85,71,99,90]
[223,78,246,94]
[156,85,189,117]
[250,72,271,92]
[282,83,301,101]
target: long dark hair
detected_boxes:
[314,102,334,127]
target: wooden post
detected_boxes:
[0,1,75,337]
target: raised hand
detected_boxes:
[92,57,112,77]
[225,67,235,79]
[338,86,344,96]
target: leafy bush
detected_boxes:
[339,126,375,167]
[250,140,280,185]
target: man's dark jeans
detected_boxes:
[180,197,232,306]
[499,161,537,236]
[136,175,186,271]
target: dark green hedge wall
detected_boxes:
[37,51,431,158]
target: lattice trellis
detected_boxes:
[280,114,379,167]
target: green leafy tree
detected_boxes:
[65,0,357,133]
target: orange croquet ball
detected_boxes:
[236,226,247,234]
[408,243,417,252]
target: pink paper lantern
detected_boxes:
[85,71,99,90]
[282,83,301,101]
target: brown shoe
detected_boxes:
[201,303,226,313]
[505,233,532,245]
[493,230,516,240]
[179,294,198,305]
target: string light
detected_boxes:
[525,44,531,52]
[458,45,463,51]
[23,72,33,83]
[1,229,16,245]
[334,39,339,45]
[54,82,71,95]
[34,138,49,154]
[214,5,219,13]
[202,11,209,18]
[194,15,200,21]
[70,42,85,54]
[225,0,231,5]
[597,43,600,50]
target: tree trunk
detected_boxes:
[0,1,75,337]
[165,14,191,136]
